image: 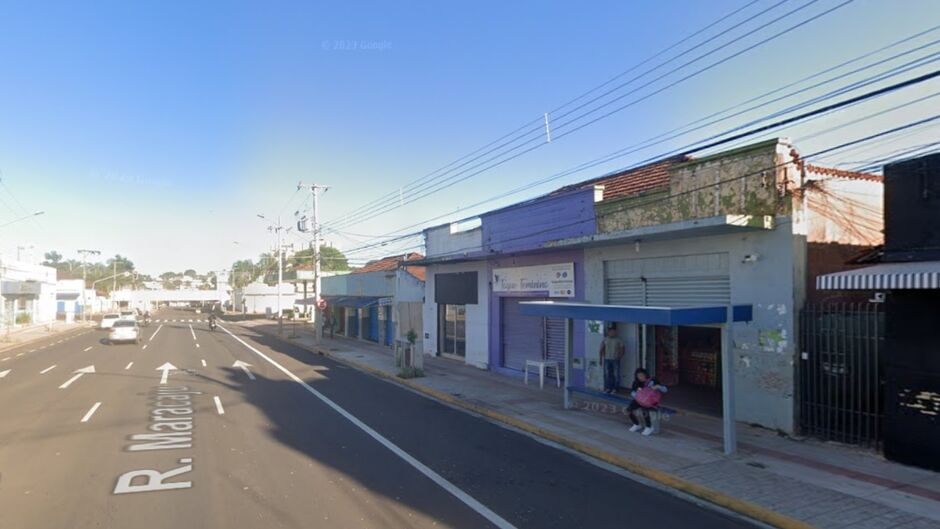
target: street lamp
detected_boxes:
[0,210,44,229]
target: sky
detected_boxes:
[2,0,940,276]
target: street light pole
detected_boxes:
[0,210,44,229]
[297,182,329,344]
[258,214,289,334]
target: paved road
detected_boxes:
[0,310,756,529]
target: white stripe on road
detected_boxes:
[29,349,36,353]
[142,344,148,350]
[81,402,102,423]
[40,365,57,374]
[16,352,24,357]
[189,324,196,341]
[83,346,93,352]
[195,343,200,348]
[219,324,517,529]
[149,324,164,342]
[201,359,207,367]
[1,357,9,362]
[213,396,225,415]
[125,362,134,370]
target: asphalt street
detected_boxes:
[0,309,757,529]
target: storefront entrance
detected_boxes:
[500,298,566,374]
[652,325,722,416]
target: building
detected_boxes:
[320,254,425,351]
[0,255,57,328]
[419,138,882,434]
[232,281,300,316]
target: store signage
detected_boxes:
[1,280,41,296]
[492,263,575,298]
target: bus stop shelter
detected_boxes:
[519,301,753,455]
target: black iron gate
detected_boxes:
[799,303,884,447]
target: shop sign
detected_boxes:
[1,280,41,296]
[492,263,575,298]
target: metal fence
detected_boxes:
[799,303,884,447]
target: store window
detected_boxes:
[439,304,466,357]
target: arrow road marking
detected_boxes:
[232,360,255,380]
[213,396,225,415]
[81,402,102,423]
[59,365,95,389]
[40,365,57,374]
[0,369,10,379]
[149,324,164,342]
[156,362,177,385]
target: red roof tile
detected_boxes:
[553,156,688,201]
[354,253,426,282]
[805,164,882,182]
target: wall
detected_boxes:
[422,260,489,369]
[487,249,586,386]
[424,223,483,258]
[481,188,598,253]
[345,270,396,298]
[584,220,801,433]
[596,139,792,233]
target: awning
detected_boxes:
[297,295,382,308]
[519,301,753,325]
[816,261,940,290]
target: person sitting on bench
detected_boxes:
[627,368,668,436]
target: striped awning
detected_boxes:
[816,261,940,290]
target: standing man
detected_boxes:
[600,325,624,394]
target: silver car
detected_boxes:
[108,320,141,345]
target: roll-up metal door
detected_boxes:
[545,317,566,379]
[646,276,730,307]
[605,277,644,305]
[501,298,546,371]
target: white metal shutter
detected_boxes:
[605,253,729,307]
[501,298,546,371]
[544,317,566,378]
[645,276,730,306]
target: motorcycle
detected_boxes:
[208,319,217,331]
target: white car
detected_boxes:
[108,320,141,344]
[119,310,137,322]
[99,313,121,330]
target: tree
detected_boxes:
[43,251,62,266]
[229,259,257,288]
[183,269,197,277]
[289,245,349,272]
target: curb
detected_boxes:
[247,324,815,529]
[0,323,95,353]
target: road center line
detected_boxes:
[142,344,148,350]
[195,343,200,348]
[16,352,25,357]
[81,402,102,423]
[213,396,225,415]
[219,324,517,529]
[189,324,196,341]
[148,324,164,342]
[84,346,93,352]
[40,365,57,374]
[125,362,134,370]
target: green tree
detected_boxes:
[229,259,257,288]
[42,251,63,266]
[289,245,349,272]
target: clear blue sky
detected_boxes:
[2,0,939,275]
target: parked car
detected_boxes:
[108,320,141,344]
[119,310,137,322]
[99,313,121,330]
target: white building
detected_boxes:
[233,281,300,316]
[1,256,57,328]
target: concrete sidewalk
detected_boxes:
[0,320,93,353]
[241,320,940,529]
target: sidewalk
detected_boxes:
[0,320,92,352]
[239,320,940,529]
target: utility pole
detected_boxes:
[297,182,329,344]
[77,249,100,322]
[257,214,290,334]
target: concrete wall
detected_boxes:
[584,220,802,433]
[345,270,396,298]
[596,139,792,233]
[423,260,489,369]
[424,223,483,258]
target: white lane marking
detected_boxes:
[1,357,9,362]
[232,360,255,380]
[156,362,177,384]
[219,324,517,529]
[81,402,102,423]
[213,396,225,415]
[188,319,193,323]
[142,344,148,350]
[189,324,196,341]
[59,365,95,389]
[195,343,200,348]
[28,349,36,353]
[16,352,25,357]
[40,365,57,374]
[83,346,93,352]
[149,324,164,342]
[0,369,10,379]
[125,362,134,370]
[201,359,207,367]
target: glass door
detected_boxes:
[439,304,466,357]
